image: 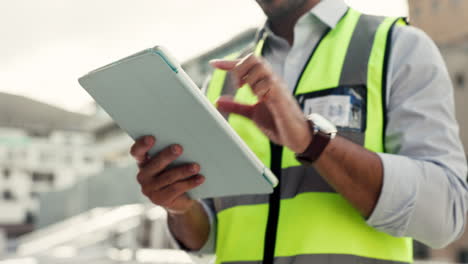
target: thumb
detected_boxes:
[209,59,240,71]
[216,96,254,119]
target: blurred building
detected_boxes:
[0,93,103,238]
[0,29,258,240]
[409,0,468,155]
[409,0,468,45]
[408,0,468,262]
[0,28,259,259]
[183,29,257,86]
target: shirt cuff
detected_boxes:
[164,199,216,254]
[366,153,419,236]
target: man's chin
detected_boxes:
[256,0,308,20]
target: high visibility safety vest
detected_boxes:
[206,8,412,264]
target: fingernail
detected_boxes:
[190,164,199,174]
[209,59,219,65]
[171,145,181,155]
[144,136,153,145]
[195,175,205,184]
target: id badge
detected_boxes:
[298,86,366,132]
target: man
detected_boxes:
[130,0,468,263]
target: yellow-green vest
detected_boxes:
[206,8,412,264]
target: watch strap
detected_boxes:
[295,120,331,165]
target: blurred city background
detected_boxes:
[0,0,467,263]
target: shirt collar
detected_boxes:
[312,0,349,28]
[256,0,349,42]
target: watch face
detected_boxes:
[307,113,338,134]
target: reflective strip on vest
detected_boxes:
[222,254,409,264]
[206,8,412,264]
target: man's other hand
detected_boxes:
[130,136,205,215]
[210,54,312,154]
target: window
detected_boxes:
[412,7,421,18]
[48,173,55,183]
[3,168,10,179]
[3,190,14,201]
[6,150,14,160]
[455,73,465,89]
[32,172,40,182]
[64,155,73,164]
[32,172,54,183]
[19,149,28,159]
[432,0,439,11]
[39,152,54,163]
[84,156,94,164]
[25,211,35,225]
[28,130,50,138]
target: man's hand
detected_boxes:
[212,54,385,219]
[130,136,205,215]
[210,54,311,153]
[130,136,210,250]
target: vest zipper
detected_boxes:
[262,142,283,264]
[260,23,334,264]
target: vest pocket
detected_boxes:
[295,85,367,146]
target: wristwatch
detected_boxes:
[295,113,338,165]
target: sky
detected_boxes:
[0,0,408,114]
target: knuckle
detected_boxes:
[181,179,196,190]
[249,64,261,77]
[141,186,150,197]
[232,67,242,78]
[150,192,163,205]
[246,53,256,62]
[159,200,170,208]
[129,144,138,157]
[253,55,262,64]
[151,159,163,172]
[264,76,274,85]
[255,78,269,89]
[190,175,203,188]
[164,199,177,209]
[163,146,173,156]
[162,164,195,184]
[149,155,169,172]
[175,166,189,178]
[261,65,271,76]
[164,185,177,198]
[248,56,261,67]
[136,172,145,184]
[159,171,175,186]
[188,178,199,188]
[158,196,173,208]
[238,54,256,70]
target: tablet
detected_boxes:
[78,46,278,199]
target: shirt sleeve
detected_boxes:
[163,199,217,253]
[366,25,468,248]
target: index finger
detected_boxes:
[130,136,155,166]
[209,59,240,71]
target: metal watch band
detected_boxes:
[295,120,332,165]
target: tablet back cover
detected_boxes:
[79,48,276,199]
